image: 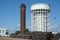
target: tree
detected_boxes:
[15,31,21,35]
[24,28,29,33]
[56,33,60,35]
[56,33,60,38]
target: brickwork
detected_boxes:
[20,3,26,34]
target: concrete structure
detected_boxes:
[31,3,50,32]
[0,28,9,36]
[20,3,26,34]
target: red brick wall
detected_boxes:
[20,4,26,34]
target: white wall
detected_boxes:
[0,28,9,36]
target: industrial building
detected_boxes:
[31,3,50,32]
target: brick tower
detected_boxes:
[20,3,26,34]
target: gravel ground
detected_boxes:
[0,37,29,40]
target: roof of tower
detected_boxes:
[20,3,26,7]
[31,3,50,10]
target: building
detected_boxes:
[0,28,9,36]
[20,3,26,34]
[31,3,50,32]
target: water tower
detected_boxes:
[31,3,50,32]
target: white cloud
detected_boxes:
[17,24,20,27]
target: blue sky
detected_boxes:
[0,0,60,33]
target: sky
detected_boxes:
[0,0,60,33]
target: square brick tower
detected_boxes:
[20,3,26,34]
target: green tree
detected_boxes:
[56,33,60,37]
[56,33,60,35]
[24,28,29,33]
[15,31,20,35]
